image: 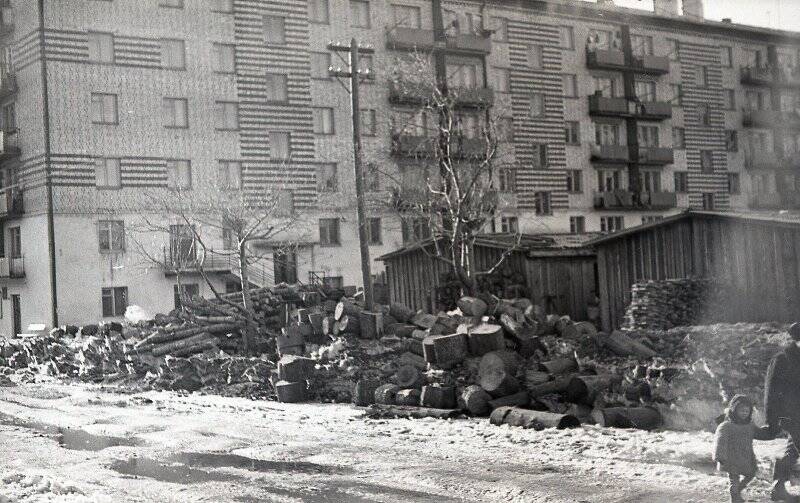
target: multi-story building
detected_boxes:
[0,0,798,333]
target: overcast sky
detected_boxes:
[592,0,800,31]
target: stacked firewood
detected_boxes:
[624,278,712,331]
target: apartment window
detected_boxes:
[215,101,239,130]
[350,0,370,28]
[745,90,764,111]
[566,170,582,193]
[674,171,689,193]
[174,284,199,310]
[500,216,518,234]
[562,74,577,98]
[222,227,235,250]
[265,73,289,102]
[598,169,622,192]
[600,216,624,233]
[91,93,118,124]
[670,84,683,106]
[166,160,192,190]
[212,0,233,13]
[534,192,552,215]
[360,109,376,136]
[8,227,20,258]
[443,10,459,33]
[213,43,235,73]
[529,93,545,117]
[594,76,617,97]
[319,218,340,245]
[697,104,711,126]
[270,132,290,160]
[401,218,430,243]
[447,62,481,89]
[98,220,124,252]
[317,163,337,192]
[392,4,421,28]
[359,54,373,74]
[160,39,185,69]
[311,53,331,79]
[498,168,515,192]
[642,216,663,224]
[635,80,656,102]
[695,65,708,87]
[264,15,286,44]
[218,160,242,190]
[727,173,740,194]
[2,103,14,131]
[101,287,128,318]
[725,130,738,152]
[95,157,121,189]
[564,121,580,145]
[493,68,510,93]
[309,0,329,24]
[720,46,733,68]
[673,127,685,149]
[639,170,661,192]
[702,192,715,210]
[700,150,714,173]
[162,98,188,128]
[88,32,114,63]
[528,45,543,69]
[312,107,334,135]
[638,125,659,147]
[569,216,585,234]
[531,143,547,167]
[464,13,482,35]
[595,123,619,146]
[588,29,611,50]
[491,17,508,42]
[667,39,680,61]
[367,218,382,245]
[631,34,653,57]
[723,89,736,111]
[559,26,574,50]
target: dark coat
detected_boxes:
[764,343,800,431]
[713,395,773,476]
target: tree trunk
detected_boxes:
[238,242,255,355]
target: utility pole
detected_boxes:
[329,39,375,310]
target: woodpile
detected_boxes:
[624,278,712,331]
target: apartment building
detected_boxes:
[0,0,797,333]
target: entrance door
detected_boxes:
[273,249,297,284]
[11,294,19,336]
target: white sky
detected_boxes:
[589,0,800,31]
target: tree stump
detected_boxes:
[395,365,425,389]
[460,385,492,416]
[277,355,316,382]
[420,385,457,409]
[276,381,307,403]
[353,379,380,406]
[466,324,505,356]
[358,311,384,340]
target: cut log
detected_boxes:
[152,333,213,356]
[488,391,529,410]
[622,381,652,402]
[411,312,438,329]
[277,355,316,382]
[430,333,468,365]
[528,374,577,397]
[420,385,457,409]
[499,313,534,341]
[389,303,415,324]
[539,357,578,375]
[307,312,324,334]
[457,297,488,317]
[334,300,361,321]
[493,407,581,430]
[398,352,427,370]
[524,369,551,388]
[337,315,361,335]
[603,331,657,358]
[387,323,415,338]
[395,389,421,406]
[321,316,336,336]
[565,375,614,405]
[572,321,598,338]
[171,340,217,358]
[276,381,307,403]
[366,404,460,420]
[323,299,338,313]
[479,370,520,399]
[422,337,437,363]
[466,324,505,356]
[592,406,661,430]
[460,385,492,416]
[478,350,523,378]
[358,311,384,340]
[395,365,425,389]
[374,384,400,405]
[554,316,572,336]
[353,379,380,406]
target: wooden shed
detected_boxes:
[376,233,599,321]
[589,210,800,332]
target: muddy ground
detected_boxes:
[0,380,793,502]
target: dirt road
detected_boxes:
[0,380,785,502]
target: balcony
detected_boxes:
[388,81,494,108]
[586,48,626,71]
[445,33,492,55]
[750,192,783,209]
[588,94,629,117]
[590,144,629,163]
[391,134,486,158]
[162,249,234,276]
[450,86,494,108]
[0,129,20,160]
[0,73,15,101]
[0,256,24,279]
[638,101,673,120]
[594,190,677,210]
[740,66,774,86]
[386,27,435,52]
[0,188,23,218]
[638,147,674,165]
[632,54,671,75]
[744,151,780,170]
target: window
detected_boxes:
[88,32,114,63]
[493,67,510,93]
[497,117,513,142]
[222,227,235,250]
[531,143,547,167]
[367,217,382,245]
[447,61,481,89]
[534,192,552,215]
[98,220,124,252]
[270,132,290,160]
[160,0,183,7]
[102,287,128,317]
[528,45,543,69]
[498,168,515,192]
[725,130,738,152]
[309,0,329,23]
[595,123,619,146]
[311,53,331,79]
[160,39,185,69]
[598,169,622,192]
[670,84,683,106]
[215,101,239,130]
[319,218,340,245]
[642,216,663,224]
[727,173,740,194]
[2,103,14,131]
[166,160,191,190]
[588,29,611,50]
[464,13,482,35]
[559,26,574,50]
[673,127,685,149]
[91,93,118,124]
[212,0,233,13]
[162,97,188,128]
[8,226,20,258]
[392,4,421,28]
[702,193,715,210]
[697,104,711,126]
[635,80,656,102]
[667,39,680,61]
[264,15,286,44]
[95,157,121,189]
[562,74,577,98]
[745,90,764,111]
[569,216,585,234]
[564,121,580,144]
[720,46,732,68]
[695,65,708,87]
[218,160,241,189]
[700,150,714,173]
[593,76,617,97]
[350,0,370,28]
[360,109,376,136]
[639,170,661,192]
[723,89,736,111]
[317,163,337,192]
[213,43,235,73]
[168,223,196,270]
[456,113,480,139]
[638,125,659,147]
[491,17,508,42]
[312,107,334,135]
[674,171,689,192]
[631,34,653,57]
[566,170,582,193]
[402,218,431,243]
[500,216,518,234]
[443,10,459,33]
[365,163,380,191]
[173,284,199,310]
[529,93,545,117]
[600,216,624,233]
[265,73,289,102]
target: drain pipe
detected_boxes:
[38,0,58,327]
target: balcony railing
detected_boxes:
[0,188,23,218]
[386,27,491,54]
[638,147,674,165]
[0,256,24,279]
[391,134,487,159]
[588,95,629,116]
[633,54,670,75]
[740,66,774,86]
[750,192,783,209]
[162,249,235,275]
[445,33,492,54]
[590,144,629,162]
[0,129,20,160]
[638,101,673,119]
[450,86,495,108]
[744,151,780,170]
[594,190,677,210]
[586,48,625,70]
[388,81,494,108]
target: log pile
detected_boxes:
[623,278,712,331]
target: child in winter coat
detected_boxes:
[712,394,775,502]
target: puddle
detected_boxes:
[0,412,140,451]
[170,452,348,475]
[109,457,238,484]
